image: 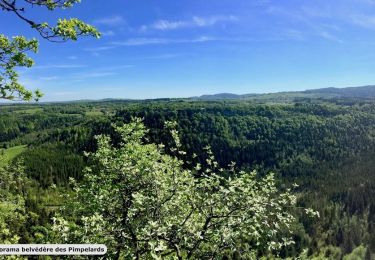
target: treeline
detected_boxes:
[115,101,375,176]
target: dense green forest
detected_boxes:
[1,96,375,258]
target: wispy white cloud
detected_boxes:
[83,46,115,52]
[111,36,216,46]
[58,65,133,80]
[352,14,375,30]
[299,6,332,19]
[111,38,170,46]
[134,53,188,60]
[33,64,86,69]
[49,91,82,97]
[24,64,132,86]
[74,72,117,78]
[192,15,239,26]
[63,65,132,80]
[266,6,343,43]
[18,77,40,87]
[84,36,262,54]
[40,76,60,81]
[152,20,186,30]
[318,31,344,43]
[101,65,133,70]
[84,35,249,55]
[101,30,115,36]
[143,15,239,31]
[94,15,125,26]
[67,56,78,60]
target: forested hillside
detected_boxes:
[1,98,375,258]
[194,85,375,101]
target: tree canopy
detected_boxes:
[0,0,100,101]
[1,99,374,258]
[51,118,314,259]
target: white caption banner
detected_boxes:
[0,244,107,255]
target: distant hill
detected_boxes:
[304,85,375,98]
[193,93,259,100]
[3,85,374,104]
[193,85,375,101]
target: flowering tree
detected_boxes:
[0,162,28,243]
[53,119,313,259]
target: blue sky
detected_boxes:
[2,0,375,100]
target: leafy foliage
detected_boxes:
[1,99,375,258]
[52,119,303,259]
[0,162,28,243]
[0,35,40,100]
[0,0,100,100]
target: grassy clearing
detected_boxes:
[0,145,27,167]
[85,110,104,117]
[13,108,43,114]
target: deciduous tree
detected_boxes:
[0,0,100,101]
[52,119,314,259]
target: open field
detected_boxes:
[0,145,27,167]
[13,108,43,114]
